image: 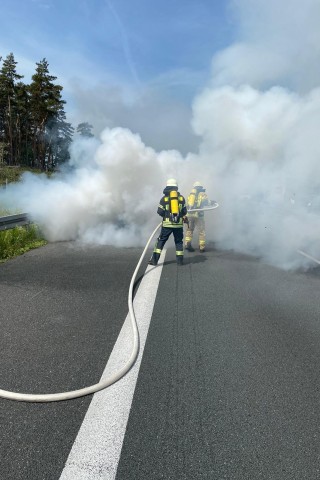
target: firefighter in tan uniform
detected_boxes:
[185,181,211,253]
[149,178,187,266]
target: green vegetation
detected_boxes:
[0,165,44,186]
[0,52,95,261]
[0,164,52,262]
[76,122,94,138]
[0,53,94,171]
[0,224,47,262]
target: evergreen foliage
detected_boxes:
[0,53,23,166]
[0,53,91,170]
[76,121,94,137]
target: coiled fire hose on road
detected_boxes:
[0,223,162,403]
[0,202,219,403]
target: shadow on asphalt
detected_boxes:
[132,254,208,296]
[301,265,320,278]
[175,254,207,265]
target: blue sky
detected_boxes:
[0,0,237,152]
[1,0,235,90]
[3,0,320,268]
[2,0,320,153]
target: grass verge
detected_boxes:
[0,224,47,262]
[0,166,45,187]
[0,170,49,262]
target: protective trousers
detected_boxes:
[185,217,206,251]
[150,226,184,265]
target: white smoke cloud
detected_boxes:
[189,0,320,270]
[192,84,320,269]
[0,128,186,246]
[1,0,320,271]
[68,82,200,155]
[214,0,320,91]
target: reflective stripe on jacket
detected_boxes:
[157,191,187,228]
[187,191,209,218]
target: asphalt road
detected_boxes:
[117,247,320,480]
[1,241,320,479]
[0,242,144,480]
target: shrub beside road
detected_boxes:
[0,167,47,261]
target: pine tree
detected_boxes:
[29,58,67,169]
[76,122,94,138]
[46,110,74,169]
[15,81,32,166]
[0,55,74,169]
[0,53,24,165]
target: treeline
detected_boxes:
[0,53,93,171]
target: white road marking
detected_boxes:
[59,250,166,480]
[297,249,320,265]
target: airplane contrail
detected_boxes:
[106,0,142,88]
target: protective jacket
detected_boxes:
[149,186,187,266]
[187,188,210,218]
[157,186,187,227]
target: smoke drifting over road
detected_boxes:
[1,0,320,270]
[0,128,186,246]
[193,85,320,269]
[191,0,320,269]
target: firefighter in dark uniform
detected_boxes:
[149,178,187,266]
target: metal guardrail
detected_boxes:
[0,213,30,231]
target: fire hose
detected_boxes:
[0,223,162,402]
[187,202,219,213]
[0,203,219,402]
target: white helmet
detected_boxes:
[166,178,178,187]
[193,181,202,188]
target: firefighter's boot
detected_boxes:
[148,252,160,266]
[185,243,195,252]
[176,256,184,266]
